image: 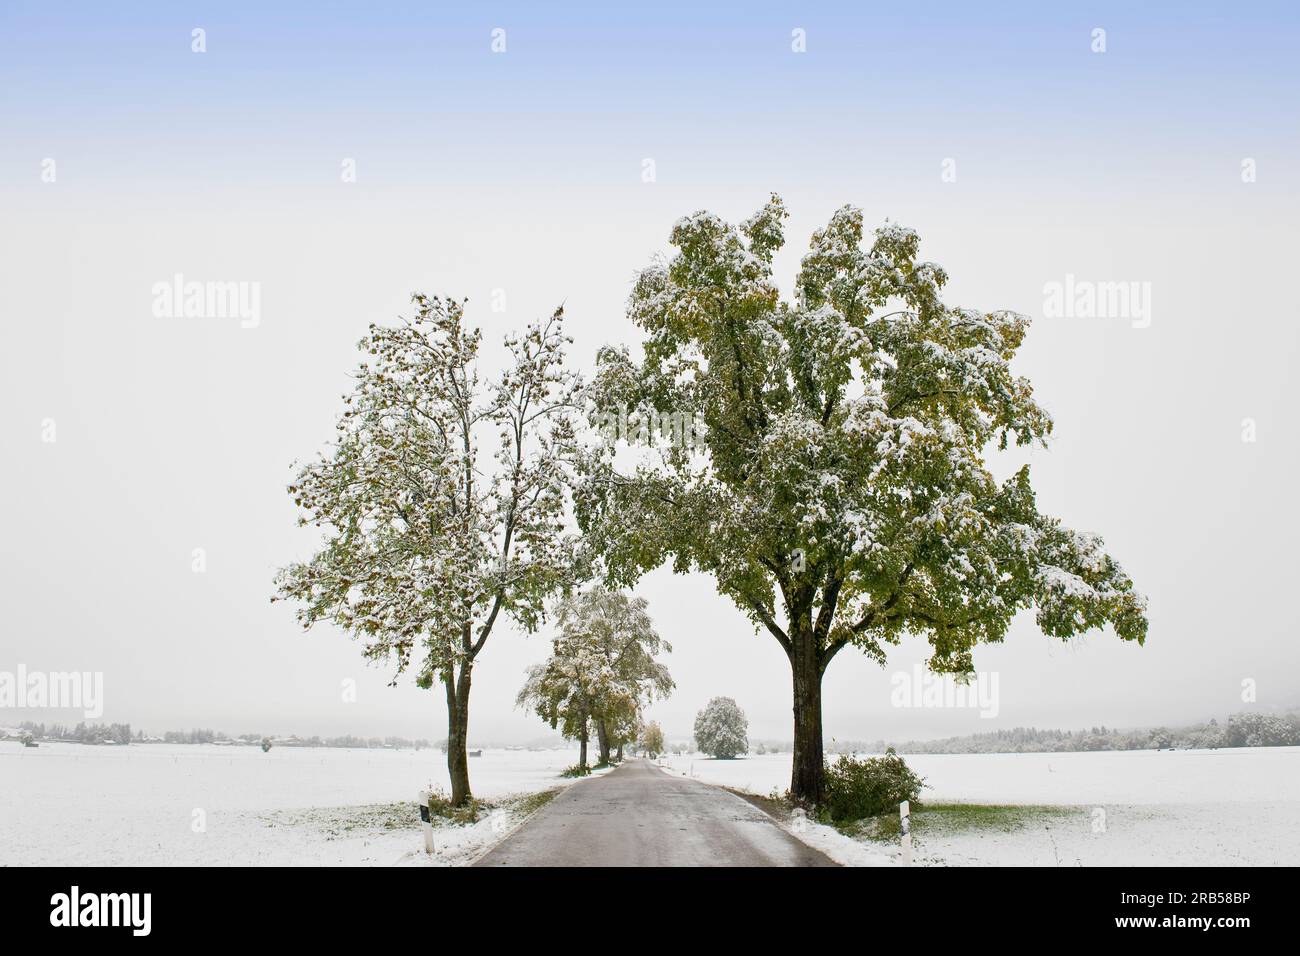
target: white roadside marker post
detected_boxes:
[418,791,434,855]
[900,800,912,867]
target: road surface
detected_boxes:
[475,759,836,867]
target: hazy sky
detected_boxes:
[3,2,1298,745]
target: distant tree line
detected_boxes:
[11,722,133,745]
[868,710,1300,755]
[8,722,430,750]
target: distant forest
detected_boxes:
[6,721,431,750]
[10,709,1299,755]
[831,710,1300,755]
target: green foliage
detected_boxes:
[275,296,580,683]
[576,194,1147,801]
[425,787,489,824]
[818,750,925,822]
[517,587,673,753]
[560,764,592,778]
[273,295,579,685]
[511,788,562,817]
[639,720,665,755]
[844,802,1075,842]
[262,802,422,835]
[274,295,581,804]
[580,196,1147,673]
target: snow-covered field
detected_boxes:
[0,742,585,866]
[6,742,1296,866]
[658,747,1300,866]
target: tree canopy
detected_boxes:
[275,295,580,803]
[694,696,749,759]
[518,586,673,768]
[578,195,1147,800]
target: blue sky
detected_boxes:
[4,2,1297,188]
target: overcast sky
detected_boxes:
[3,2,1298,745]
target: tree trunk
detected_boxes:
[596,719,611,766]
[615,743,623,761]
[789,630,824,806]
[578,727,589,771]
[444,663,473,806]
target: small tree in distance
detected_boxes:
[694,696,749,759]
[516,632,600,772]
[639,720,665,757]
[518,588,673,771]
[578,587,675,763]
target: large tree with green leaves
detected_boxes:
[578,195,1148,805]
[274,295,579,806]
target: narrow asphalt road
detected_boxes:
[475,759,836,867]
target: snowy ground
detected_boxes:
[7,741,1295,866]
[0,742,590,866]
[657,747,1300,866]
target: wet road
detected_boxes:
[475,759,835,867]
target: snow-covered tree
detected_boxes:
[275,295,579,806]
[694,697,748,759]
[583,587,673,763]
[1223,712,1295,748]
[517,587,673,769]
[639,720,665,756]
[579,195,1147,803]
[516,631,601,771]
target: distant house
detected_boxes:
[469,749,483,757]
